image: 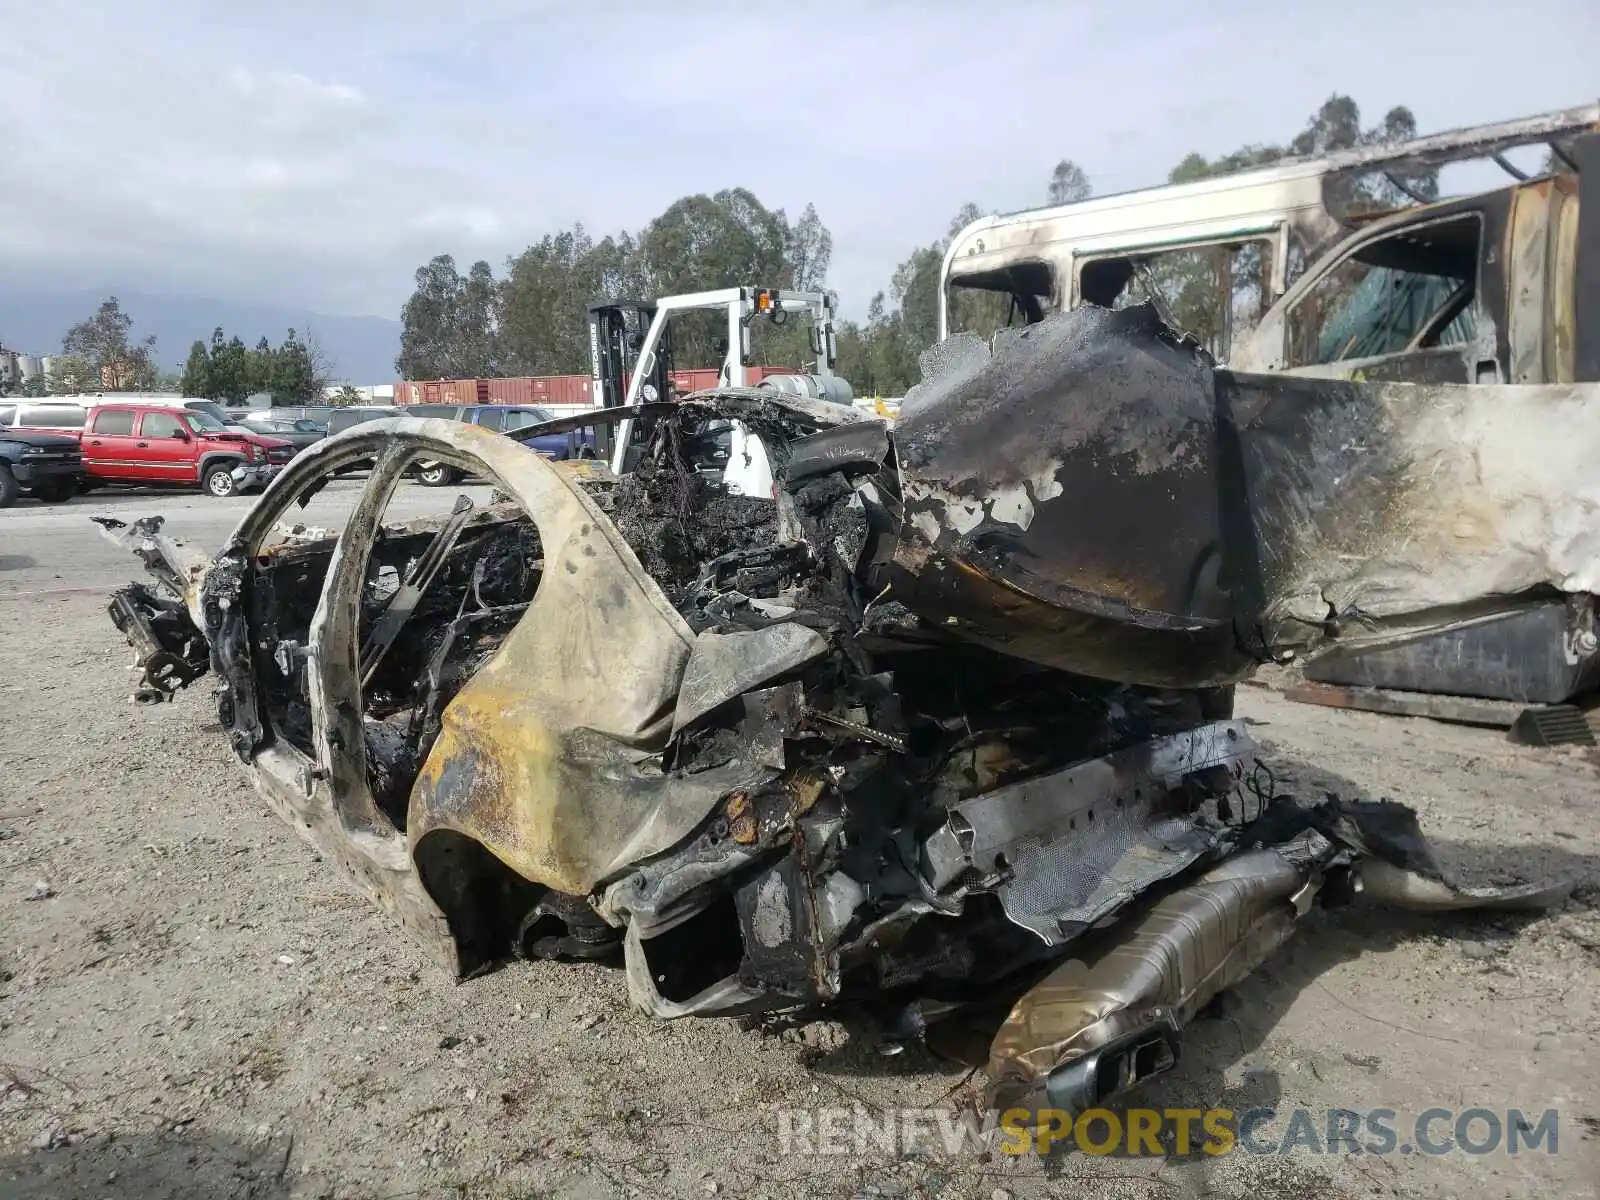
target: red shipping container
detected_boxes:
[666,366,795,393]
[396,365,801,411]
[485,375,594,407]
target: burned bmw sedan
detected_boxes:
[101,306,1579,1119]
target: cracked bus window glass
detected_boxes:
[1286,213,1481,367]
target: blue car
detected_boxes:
[405,404,597,486]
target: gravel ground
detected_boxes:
[1,486,1597,1199]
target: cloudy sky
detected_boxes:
[1,0,1595,322]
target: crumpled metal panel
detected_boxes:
[887,305,1256,688]
[402,427,777,898]
[671,625,830,736]
[885,304,1600,688]
[1231,369,1600,653]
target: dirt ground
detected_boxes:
[2,489,1598,1199]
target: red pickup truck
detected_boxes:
[80,403,297,497]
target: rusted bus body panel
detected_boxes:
[1573,131,1600,381]
[1551,179,1582,382]
[943,103,1600,359]
[1509,182,1551,382]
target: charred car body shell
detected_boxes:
[103,306,1579,1118]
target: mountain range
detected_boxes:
[0,290,402,384]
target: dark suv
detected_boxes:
[326,406,402,437]
[404,404,596,486]
[0,418,83,506]
[322,406,404,473]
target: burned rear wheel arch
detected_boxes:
[412,829,549,978]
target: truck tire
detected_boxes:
[31,478,76,503]
[203,463,240,498]
[417,463,458,487]
[0,464,18,508]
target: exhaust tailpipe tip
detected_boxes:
[1042,1013,1182,1115]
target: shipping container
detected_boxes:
[393,367,798,412]
[485,375,594,408]
[405,379,485,406]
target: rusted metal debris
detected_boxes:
[99,306,1582,1124]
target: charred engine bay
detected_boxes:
[602,424,1221,791]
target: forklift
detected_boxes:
[584,287,851,495]
[584,298,672,471]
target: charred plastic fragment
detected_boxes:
[98,314,1582,1121]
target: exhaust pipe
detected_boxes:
[985,849,1316,1117]
[984,803,1577,1118]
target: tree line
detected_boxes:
[5,297,167,397]
[397,193,834,382]
[178,327,332,405]
[398,94,1436,396]
[1,296,338,404]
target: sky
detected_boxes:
[1,0,1595,324]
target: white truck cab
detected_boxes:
[938,103,1599,380]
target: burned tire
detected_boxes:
[203,463,240,498]
[31,478,76,503]
[0,464,18,508]
[417,463,458,487]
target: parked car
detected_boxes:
[269,405,336,425]
[80,403,296,497]
[53,394,248,426]
[0,401,92,435]
[403,404,596,485]
[235,414,328,451]
[321,407,402,474]
[0,396,254,438]
[326,406,401,436]
[0,418,83,506]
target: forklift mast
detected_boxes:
[586,300,674,463]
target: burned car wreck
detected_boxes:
[101,304,1580,1119]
